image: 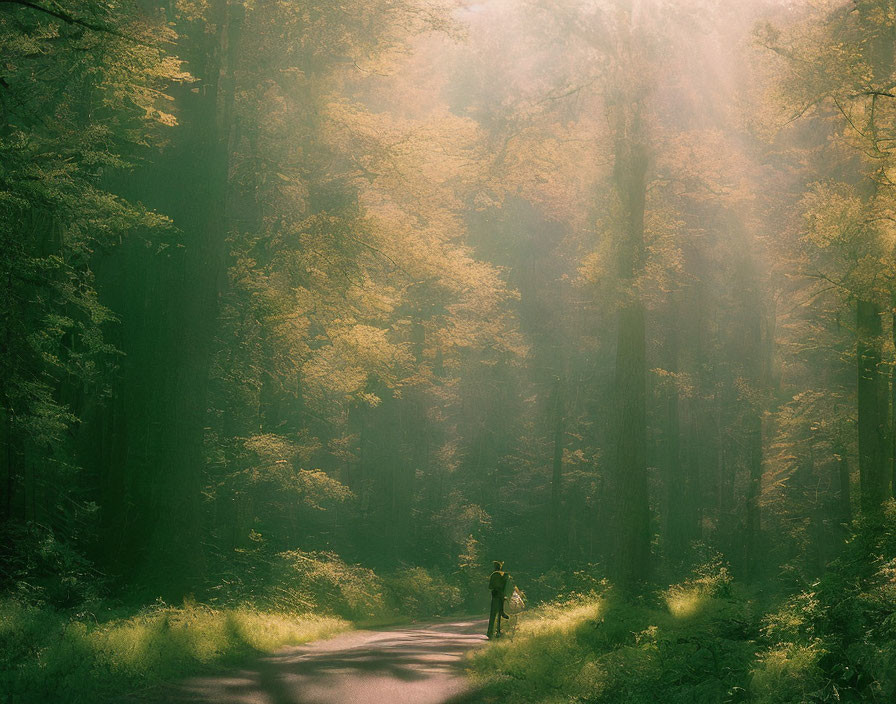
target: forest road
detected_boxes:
[142,618,488,704]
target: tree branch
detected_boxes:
[804,270,853,297]
[848,89,896,99]
[343,233,414,279]
[536,76,599,105]
[0,0,131,41]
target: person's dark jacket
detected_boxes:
[489,570,508,596]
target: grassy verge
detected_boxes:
[467,568,760,704]
[0,598,348,703]
[0,545,479,703]
[467,536,896,704]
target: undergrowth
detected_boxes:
[750,501,896,703]
[470,507,896,703]
[205,539,464,621]
[0,532,466,703]
[469,562,755,704]
[0,599,346,704]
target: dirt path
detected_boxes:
[145,619,488,704]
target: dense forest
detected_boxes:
[4,0,896,702]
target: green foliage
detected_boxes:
[230,434,353,510]
[382,566,462,617]
[751,641,825,704]
[0,598,346,704]
[270,550,388,621]
[0,523,103,608]
[0,1,178,543]
[473,531,896,704]
[469,563,758,704]
[207,540,468,622]
[268,552,468,621]
[527,566,609,605]
[751,501,896,702]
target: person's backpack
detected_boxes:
[506,585,526,615]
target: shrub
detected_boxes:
[0,523,103,608]
[527,565,608,604]
[751,642,825,703]
[383,566,462,617]
[270,550,389,620]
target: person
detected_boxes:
[487,560,510,639]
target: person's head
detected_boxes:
[493,560,503,571]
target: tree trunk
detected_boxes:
[662,314,686,567]
[136,0,242,594]
[549,376,565,559]
[611,131,650,588]
[838,449,851,524]
[892,309,896,499]
[743,259,766,574]
[744,410,762,557]
[856,299,888,512]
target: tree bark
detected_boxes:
[138,0,242,594]
[549,376,565,559]
[742,258,766,574]
[856,299,888,512]
[837,449,851,524]
[611,131,650,588]
[662,314,686,566]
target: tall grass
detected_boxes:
[0,548,470,703]
[468,567,758,704]
[0,599,347,703]
[470,529,896,704]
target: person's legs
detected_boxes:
[487,594,499,638]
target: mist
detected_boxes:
[3,0,896,701]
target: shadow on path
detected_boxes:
[141,619,488,704]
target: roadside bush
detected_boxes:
[383,566,462,617]
[270,550,388,620]
[266,551,466,621]
[527,565,607,604]
[0,523,103,608]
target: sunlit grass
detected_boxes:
[750,643,824,703]
[510,596,605,638]
[467,593,607,703]
[664,585,704,619]
[0,599,348,703]
[468,571,758,704]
